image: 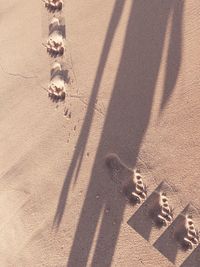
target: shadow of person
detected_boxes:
[53,0,126,228]
[160,0,184,111]
[53,0,184,266]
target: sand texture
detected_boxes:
[0,0,200,266]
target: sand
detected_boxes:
[0,0,200,266]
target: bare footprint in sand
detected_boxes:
[48,62,68,101]
[43,0,63,12]
[175,214,199,250]
[48,76,66,102]
[43,32,64,57]
[105,153,147,204]
[50,16,60,28]
[149,192,173,227]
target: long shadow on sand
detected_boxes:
[180,244,200,267]
[53,1,184,266]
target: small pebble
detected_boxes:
[96,195,100,199]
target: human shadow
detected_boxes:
[53,0,126,227]
[153,204,196,264]
[53,0,184,266]
[65,1,184,266]
[160,0,184,111]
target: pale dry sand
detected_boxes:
[0,0,200,266]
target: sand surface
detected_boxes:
[0,0,200,266]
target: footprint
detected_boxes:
[175,215,199,250]
[105,153,147,204]
[43,0,63,12]
[48,76,66,101]
[149,192,173,227]
[43,32,65,57]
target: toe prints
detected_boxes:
[157,193,173,226]
[43,1,68,103]
[44,16,65,57]
[48,78,66,100]
[105,153,124,177]
[106,153,200,265]
[45,34,64,57]
[183,216,199,250]
[48,62,68,100]
[105,154,147,204]
[175,215,199,250]
[151,192,173,227]
[43,0,63,12]
[125,170,147,204]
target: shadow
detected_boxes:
[180,244,200,267]
[44,2,63,13]
[128,191,159,241]
[153,213,183,263]
[48,63,69,102]
[53,0,184,266]
[46,47,64,58]
[160,0,184,110]
[153,205,191,264]
[127,182,168,241]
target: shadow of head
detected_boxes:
[48,92,65,102]
[105,154,145,205]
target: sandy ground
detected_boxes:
[0,0,200,266]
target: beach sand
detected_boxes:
[0,0,200,266]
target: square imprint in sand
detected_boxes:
[180,244,200,267]
[153,204,200,266]
[127,181,180,244]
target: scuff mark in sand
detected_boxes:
[0,62,38,79]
